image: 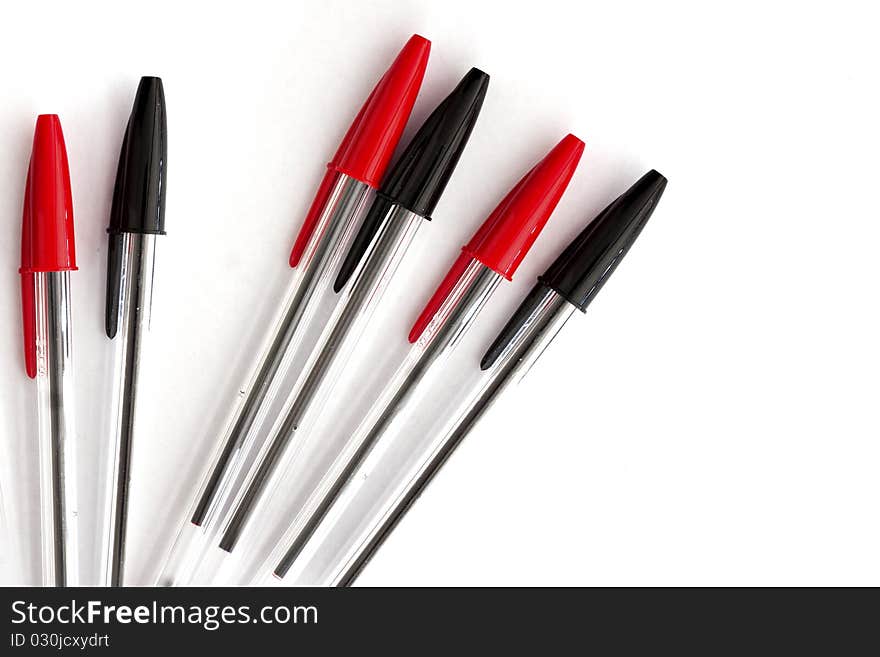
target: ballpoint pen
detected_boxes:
[19,114,80,587]
[158,35,430,585]
[101,77,167,587]
[213,69,494,564]
[266,170,667,585]
[258,134,586,579]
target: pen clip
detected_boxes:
[334,194,393,293]
[106,133,127,340]
[20,272,36,379]
[408,251,472,344]
[479,283,550,371]
[20,170,37,379]
[290,166,343,268]
[105,232,125,339]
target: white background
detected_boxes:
[1,0,879,586]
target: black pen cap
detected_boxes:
[334,68,489,292]
[382,67,489,217]
[480,170,667,369]
[108,76,167,235]
[539,169,667,311]
[106,76,167,338]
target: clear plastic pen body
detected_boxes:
[270,259,503,579]
[273,287,574,585]
[33,271,79,587]
[157,171,371,585]
[0,478,7,569]
[217,203,426,555]
[101,233,157,586]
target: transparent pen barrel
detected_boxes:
[267,260,502,580]
[101,233,156,586]
[34,271,79,586]
[0,478,8,571]
[273,289,575,585]
[158,172,371,585]
[215,205,425,558]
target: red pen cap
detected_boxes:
[330,34,431,186]
[464,133,584,279]
[409,134,584,343]
[290,35,431,266]
[20,114,76,377]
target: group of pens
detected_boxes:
[17,34,666,587]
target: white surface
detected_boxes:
[1,0,878,586]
